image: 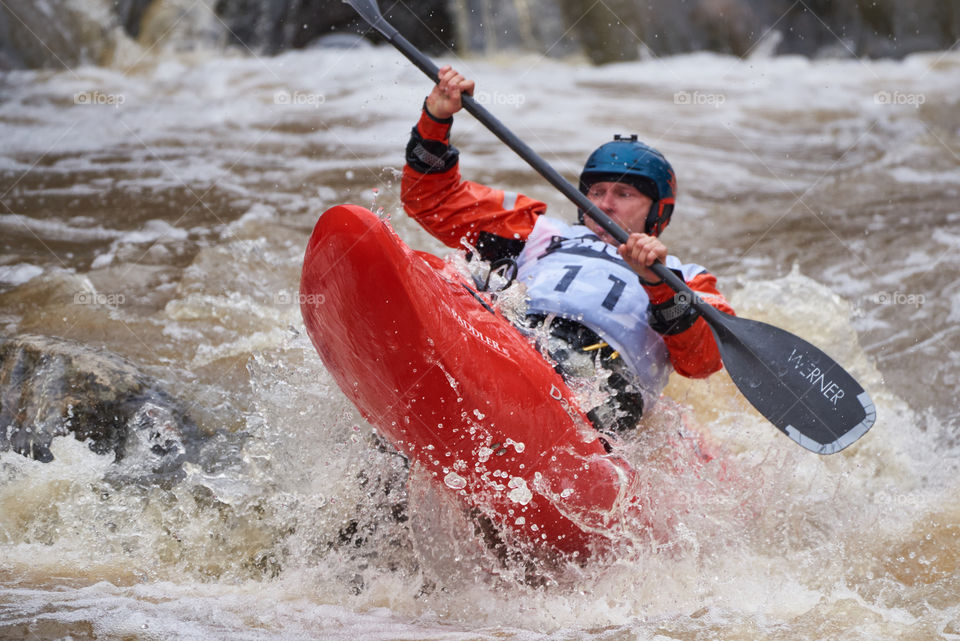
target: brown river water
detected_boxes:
[1,37,959,641]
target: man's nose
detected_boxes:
[598,193,617,211]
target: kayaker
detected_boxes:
[402,66,735,433]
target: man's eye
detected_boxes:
[589,189,634,200]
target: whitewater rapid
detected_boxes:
[1,41,959,640]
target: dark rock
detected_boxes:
[556,0,958,61]
[115,0,155,38]
[0,0,116,70]
[558,0,641,64]
[453,0,576,58]
[691,0,762,57]
[0,334,200,480]
[1,0,957,71]
[212,0,455,56]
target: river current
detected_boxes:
[1,40,959,640]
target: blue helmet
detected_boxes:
[578,135,677,236]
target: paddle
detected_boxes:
[343,0,876,454]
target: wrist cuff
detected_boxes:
[647,290,701,335]
[418,100,453,141]
[641,280,677,305]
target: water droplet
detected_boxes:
[505,438,525,453]
[444,472,467,490]
[507,477,533,505]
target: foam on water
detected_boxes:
[0,263,44,286]
[1,42,959,640]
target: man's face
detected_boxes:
[582,181,653,244]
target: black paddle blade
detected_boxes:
[709,311,876,453]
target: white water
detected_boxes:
[1,38,959,640]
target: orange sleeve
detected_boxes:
[643,271,734,378]
[401,108,545,249]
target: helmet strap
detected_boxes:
[645,200,674,236]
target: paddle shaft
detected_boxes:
[361,17,708,308]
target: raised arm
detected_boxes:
[401,67,546,260]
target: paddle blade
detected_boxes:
[710,312,876,454]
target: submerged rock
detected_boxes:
[0,334,200,480]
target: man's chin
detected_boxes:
[584,222,619,247]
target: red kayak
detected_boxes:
[300,205,648,559]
